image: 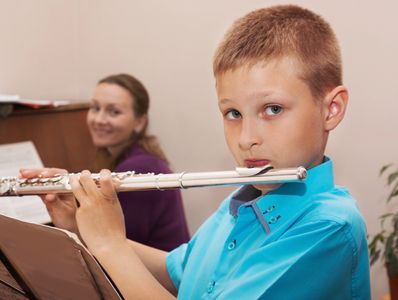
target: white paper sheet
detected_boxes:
[0,141,51,224]
[0,94,70,107]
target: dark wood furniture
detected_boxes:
[0,103,97,297]
[0,103,96,172]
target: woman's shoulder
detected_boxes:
[115,145,171,174]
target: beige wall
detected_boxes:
[1,0,397,298]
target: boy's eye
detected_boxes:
[265,105,283,116]
[225,109,241,120]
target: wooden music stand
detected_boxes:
[0,214,122,300]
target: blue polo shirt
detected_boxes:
[166,158,371,299]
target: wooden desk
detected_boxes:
[0,103,96,172]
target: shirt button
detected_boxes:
[207,281,215,293]
[264,205,276,214]
[268,215,281,224]
[227,240,236,250]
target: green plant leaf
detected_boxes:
[370,232,385,244]
[380,213,393,221]
[381,215,392,229]
[369,163,398,269]
[394,215,398,232]
[380,164,393,176]
[395,235,398,252]
[385,235,394,257]
[369,233,383,266]
[387,182,398,203]
[374,232,385,242]
[370,249,380,265]
[387,171,398,186]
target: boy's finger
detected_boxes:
[19,168,49,178]
[41,168,68,177]
[69,174,88,205]
[78,170,101,198]
[20,168,68,178]
[42,194,57,203]
[99,169,118,201]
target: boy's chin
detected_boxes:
[253,183,281,195]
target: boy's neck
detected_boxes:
[253,183,282,195]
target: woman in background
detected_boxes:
[86,73,189,251]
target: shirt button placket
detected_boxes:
[207,281,215,293]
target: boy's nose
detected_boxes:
[238,119,262,150]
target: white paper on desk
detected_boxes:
[0,95,70,107]
[0,141,51,224]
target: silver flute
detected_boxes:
[0,166,307,196]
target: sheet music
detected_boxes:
[0,141,51,224]
[0,214,122,299]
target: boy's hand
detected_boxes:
[70,169,126,256]
[19,168,78,233]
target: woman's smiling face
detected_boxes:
[86,83,142,150]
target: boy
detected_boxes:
[22,4,371,299]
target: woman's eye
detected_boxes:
[109,109,121,116]
[89,106,100,112]
[226,109,241,120]
[265,105,283,116]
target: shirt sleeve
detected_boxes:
[166,243,189,290]
[165,197,232,291]
[221,219,364,300]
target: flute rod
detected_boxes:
[0,166,307,196]
[118,173,303,191]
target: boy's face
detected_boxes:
[216,57,328,173]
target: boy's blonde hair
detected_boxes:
[213,5,342,100]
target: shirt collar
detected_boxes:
[229,157,335,217]
[229,185,262,216]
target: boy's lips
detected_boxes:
[244,159,270,168]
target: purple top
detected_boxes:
[114,144,190,251]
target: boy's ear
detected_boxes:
[323,85,349,131]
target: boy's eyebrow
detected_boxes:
[218,98,232,105]
[252,91,273,99]
[219,92,275,105]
